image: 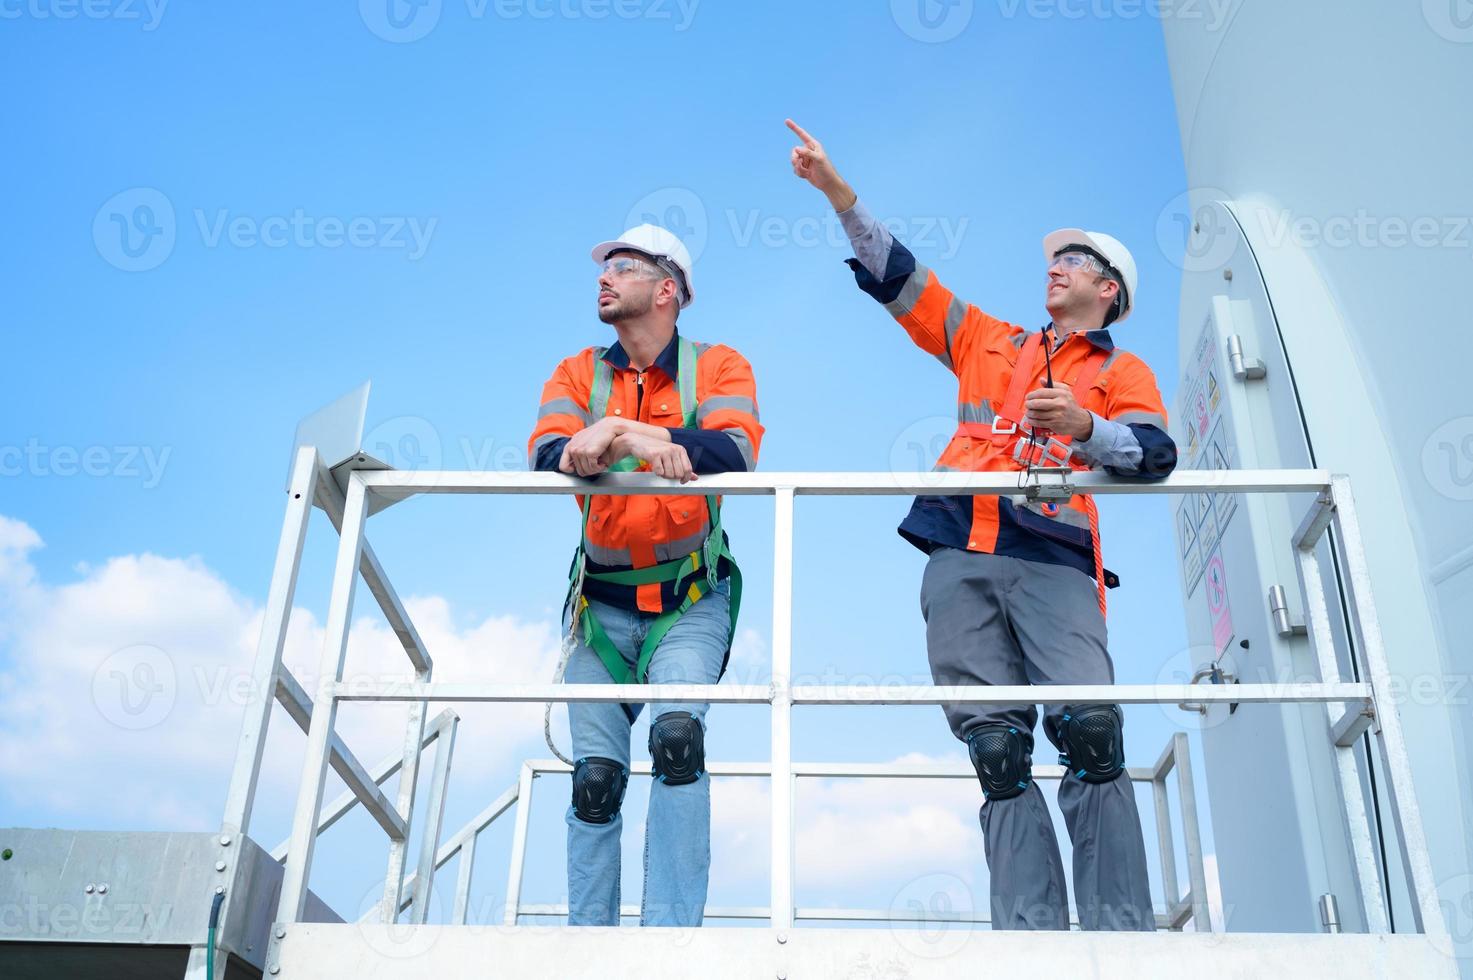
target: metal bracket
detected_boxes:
[1226,334,1266,381]
[1179,661,1239,715]
[1022,464,1076,502]
[1268,584,1308,637]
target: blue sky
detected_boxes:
[1,0,1217,929]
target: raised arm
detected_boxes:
[786,118,1022,374]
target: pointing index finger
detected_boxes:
[785,118,818,147]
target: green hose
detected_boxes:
[206,890,225,980]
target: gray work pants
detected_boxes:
[919,546,1155,931]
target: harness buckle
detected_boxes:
[990,417,1018,437]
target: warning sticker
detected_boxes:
[1178,312,1242,599]
[1205,551,1234,654]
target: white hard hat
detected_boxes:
[591,223,695,309]
[1042,228,1137,324]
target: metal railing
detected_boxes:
[371,731,1208,931]
[227,452,1445,943]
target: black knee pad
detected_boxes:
[648,711,705,786]
[1058,704,1125,783]
[571,756,628,824]
[966,724,1033,801]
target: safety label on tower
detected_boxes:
[1178,310,1240,598]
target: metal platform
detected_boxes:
[274,923,1453,979]
[0,447,1457,978]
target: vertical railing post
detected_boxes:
[1295,535,1388,932]
[220,446,318,842]
[503,763,536,926]
[1151,738,1182,924]
[454,835,478,925]
[770,486,796,931]
[1329,475,1447,938]
[380,669,431,922]
[1172,733,1213,932]
[277,470,370,923]
[406,714,459,924]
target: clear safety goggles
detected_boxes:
[1047,250,1108,275]
[597,256,665,279]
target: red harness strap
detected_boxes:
[954,330,1113,617]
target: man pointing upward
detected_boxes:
[786,118,1176,931]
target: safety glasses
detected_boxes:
[1047,250,1107,275]
[597,256,664,279]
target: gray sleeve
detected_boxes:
[836,198,894,280]
[1070,412,1144,471]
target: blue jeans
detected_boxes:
[563,579,730,927]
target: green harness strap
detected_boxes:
[567,337,743,685]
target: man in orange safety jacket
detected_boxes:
[528,222,763,928]
[787,118,1177,932]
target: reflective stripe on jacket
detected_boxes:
[848,240,1177,576]
[529,332,763,613]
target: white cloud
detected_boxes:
[0,515,561,831]
[708,752,986,906]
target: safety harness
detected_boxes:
[955,329,1112,617]
[565,337,743,684]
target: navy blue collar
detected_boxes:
[1045,323,1115,353]
[601,329,682,379]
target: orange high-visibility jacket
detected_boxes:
[849,242,1177,578]
[529,332,763,613]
